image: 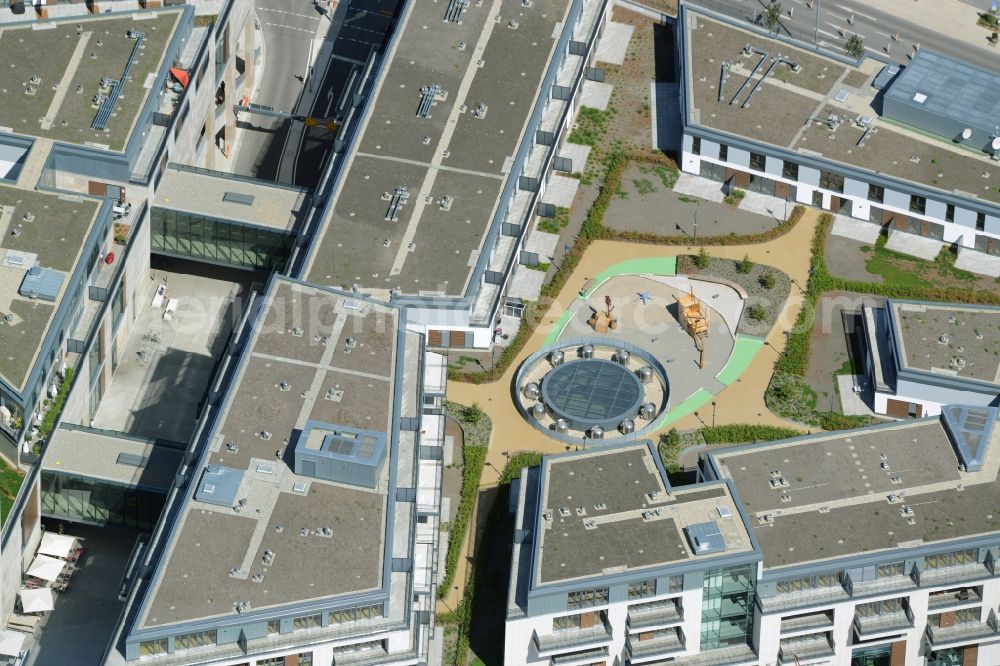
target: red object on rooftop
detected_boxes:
[169,67,190,89]
[105,252,115,265]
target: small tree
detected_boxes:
[463,403,484,425]
[737,254,754,274]
[845,34,865,58]
[764,2,782,34]
[759,271,776,289]
[695,247,711,269]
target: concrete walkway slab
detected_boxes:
[838,374,876,417]
[832,214,881,244]
[541,173,581,208]
[508,265,545,300]
[595,21,633,65]
[524,229,559,259]
[673,172,726,203]
[558,142,591,174]
[580,80,613,111]
[886,230,944,261]
[738,191,789,221]
[955,247,1000,277]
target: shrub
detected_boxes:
[38,368,74,442]
[695,247,711,269]
[845,34,865,59]
[737,254,754,274]
[463,403,484,425]
[759,271,776,289]
[723,188,746,206]
[748,304,766,321]
[700,424,803,444]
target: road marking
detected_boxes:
[264,22,316,34]
[839,5,878,23]
[259,7,318,19]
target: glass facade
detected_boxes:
[628,579,656,600]
[927,648,965,666]
[700,565,755,651]
[151,208,294,272]
[40,471,166,530]
[567,587,609,610]
[851,645,891,666]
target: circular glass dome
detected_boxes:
[540,358,644,431]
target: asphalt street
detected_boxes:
[693,0,1000,71]
[234,0,398,187]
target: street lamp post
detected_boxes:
[814,0,821,45]
[711,401,717,428]
[693,207,699,239]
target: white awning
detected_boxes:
[19,588,53,613]
[0,630,25,657]
[26,554,64,582]
[37,532,76,559]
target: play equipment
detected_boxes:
[675,287,709,368]
[588,295,619,333]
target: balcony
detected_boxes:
[917,562,994,588]
[853,607,914,638]
[927,587,983,611]
[550,646,609,665]
[628,598,683,630]
[626,629,685,662]
[534,621,612,656]
[778,633,835,664]
[848,574,918,598]
[926,619,1000,648]
[331,646,394,665]
[780,611,834,636]
[758,586,849,614]
[668,644,758,666]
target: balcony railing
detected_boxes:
[758,586,849,614]
[927,587,983,611]
[917,563,994,588]
[926,619,1000,647]
[667,644,758,666]
[853,607,914,637]
[780,611,834,635]
[549,646,609,665]
[534,622,612,655]
[626,630,685,661]
[778,635,835,663]
[628,598,683,629]
[848,574,918,597]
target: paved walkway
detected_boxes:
[441,209,823,608]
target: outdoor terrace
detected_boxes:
[0,10,181,151]
[306,0,569,297]
[0,186,100,391]
[684,10,1000,206]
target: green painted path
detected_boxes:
[715,335,765,386]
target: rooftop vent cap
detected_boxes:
[962,128,973,140]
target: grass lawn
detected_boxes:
[0,463,25,526]
[862,235,978,291]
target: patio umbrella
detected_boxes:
[19,588,53,613]
[0,630,25,657]
[26,554,64,582]
[37,533,75,560]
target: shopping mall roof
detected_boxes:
[135,278,408,628]
[0,10,182,151]
[0,186,101,392]
[707,415,1000,570]
[305,0,569,298]
[534,443,754,586]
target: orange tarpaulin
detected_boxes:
[169,67,190,89]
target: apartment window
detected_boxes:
[553,613,583,631]
[819,170,844,192]
[718,144,728,161]
[876,561,905,578]
[976,211,986,231]
[691,136,701,155]
[929,607,980,627]
[139,639,167,657]
[266,619,281,635]
[749,152,766,171]
[910,195,927,214]
[256,655,312,666]
[944,203,956,222]
[628,579,656,600]
[925,549,976,570]
[293,613,322,630]
[782,161,799,180]
[868,184,884,203]
[668,575,683,593]
[776,572,840,594]
[333,640,383,656]
[173,630,216,651]
[855,597,905,617]
[567,587,609,610]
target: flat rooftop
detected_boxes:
[0,10,181,151]
[154,167,311,232]
[44,427,184,491]
[0,186,100,392]
[137,279,401,628]
[535,444,753,586]
[684,10,1000,205]
[306,0,568,297]
[892,301,1000,385]
[710,417,1000,569]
